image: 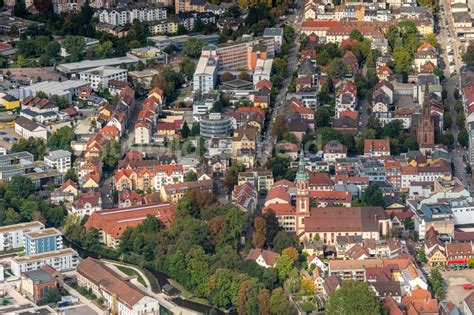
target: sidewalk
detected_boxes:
[62,283,105,315]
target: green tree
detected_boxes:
[444,113,452,130]
[179,57,196,81]
[325,281,380,315]
[349,29,364,42]
[458,128,469,148]
[275,253,293,280]
[11,138,46,160]
[315,107,331,127]
[64,168,78,183]
[62,35,86,62]
[362,183,385,207]
[456,112,466,129]
[185,170,198,182]
[12,0,27,17]
[182,38,205,58]
[418,247,427,264]
[269,288,294,315]
[181,121,190,138]
[429,268,444,299]
[48,126,75,151]
[258,288,271,315]
[101,139,121,168]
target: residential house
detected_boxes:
[246,248,279,268]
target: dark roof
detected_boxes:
[24,269,55,283]
[15,116,42,131]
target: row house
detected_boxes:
[114,164,185,192]
[97,3,167,26]
[400,160,452,191]
[134,88,163,145]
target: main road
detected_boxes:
[438,0,473,191]
[259,0,304,164]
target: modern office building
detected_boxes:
[199,113,232,138]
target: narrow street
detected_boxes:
[259,0,304,164]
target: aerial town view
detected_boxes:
[0,0,472,313]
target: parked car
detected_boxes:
[2,137,10,142]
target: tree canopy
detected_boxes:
[325,281,380,315]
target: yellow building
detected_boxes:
[160,180,213,203]
[426,248,447,268]
[238,170,274,192]
[0,94,20,110]
[232,127,257,158]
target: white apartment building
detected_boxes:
[97,3,167,26]
[193,46,218,93]
[11,248,80,277]
[153,169,184,191]
[0,222,45,252]
[44,150,72,173]
[79,66,127,91]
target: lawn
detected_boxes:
[116,265,147,288]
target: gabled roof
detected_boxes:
[246,248,279,266]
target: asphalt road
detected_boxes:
[438,0,473,191]
[260,0,304,164]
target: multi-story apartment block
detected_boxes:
[193,46,219,93]
[114,164,185,192]
[0,222,44,252]
[238,170,274,192]
[79,66,127,91]
[44,150,72,174]
[11,248,80,277]
[97,3,166,26]
[24,228,63,256]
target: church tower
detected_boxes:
[416,83,435,154]
[295,149,310,235]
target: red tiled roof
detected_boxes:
[266,186,290,203]
[262,203,295,215]
[85,203,175,239]
[308,172,334,187]
[61,179,77,191]
[309,190,351,204]
[235,106,265,120]
[246,248,279,266]
[364,139,390,154]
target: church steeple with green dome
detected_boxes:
[296,148,308,180]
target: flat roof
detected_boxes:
[0,151,34,162]
[22,80,89,96]
[80,66,127,77]
[46,149,71,160]
[57,56,139,74]
[25,227,61,239]
[13,248,78,263]
[0,221,44,234]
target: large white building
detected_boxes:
[44,150,72,173]
[0,221,44,252]
[193,46,218,93]
[14,117,48,140]
[97,3,167,26]
[11,248,80,277]
[79,66,127,91]
[253,58,273,86]
[77,258,160,315]
[19,80,90,102]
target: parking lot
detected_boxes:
[0,122,18,150]
[442,269,474,307]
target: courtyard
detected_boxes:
[441,269,474,307]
